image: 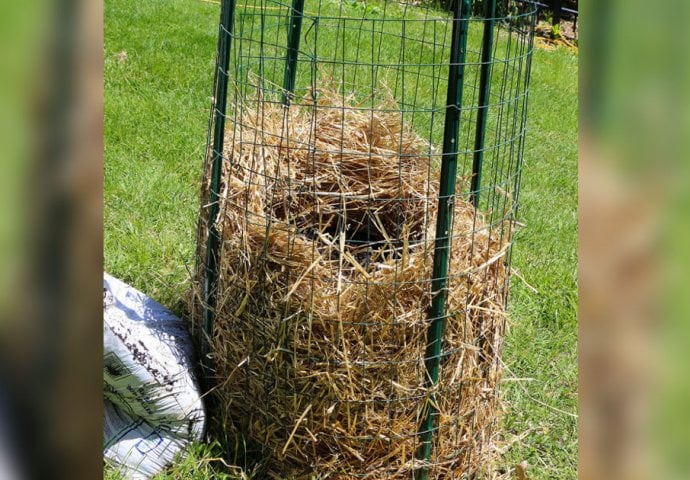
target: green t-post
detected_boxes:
[414,0,471,478]
[282,0,305,105]
[470,0,497,208]
[202,0,237,391]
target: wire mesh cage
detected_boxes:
[193,0,536,478]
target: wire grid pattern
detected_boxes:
[194,1,536,478]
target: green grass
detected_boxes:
[104,0,577,478]
[499,43,578,478]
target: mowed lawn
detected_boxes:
[104,0,577,478]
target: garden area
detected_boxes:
[104,0,577,478]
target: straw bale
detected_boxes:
[194,86,511,479]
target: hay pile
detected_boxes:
[195,87,511,479]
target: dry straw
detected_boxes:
[193,84,512,479]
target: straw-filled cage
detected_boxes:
[192,0,536,478]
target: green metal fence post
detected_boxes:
[552,0,562,28]
[469,0,497,208]
[202,0,237,390]
[282,0,305,105]
[414,0,471,477]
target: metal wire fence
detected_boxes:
[193,0,536,477]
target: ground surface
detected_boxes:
[104,0,577,478]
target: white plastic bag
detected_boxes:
[0,393,22,480]
[103,273,205,479]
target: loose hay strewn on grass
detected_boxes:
[193,85,512,479]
